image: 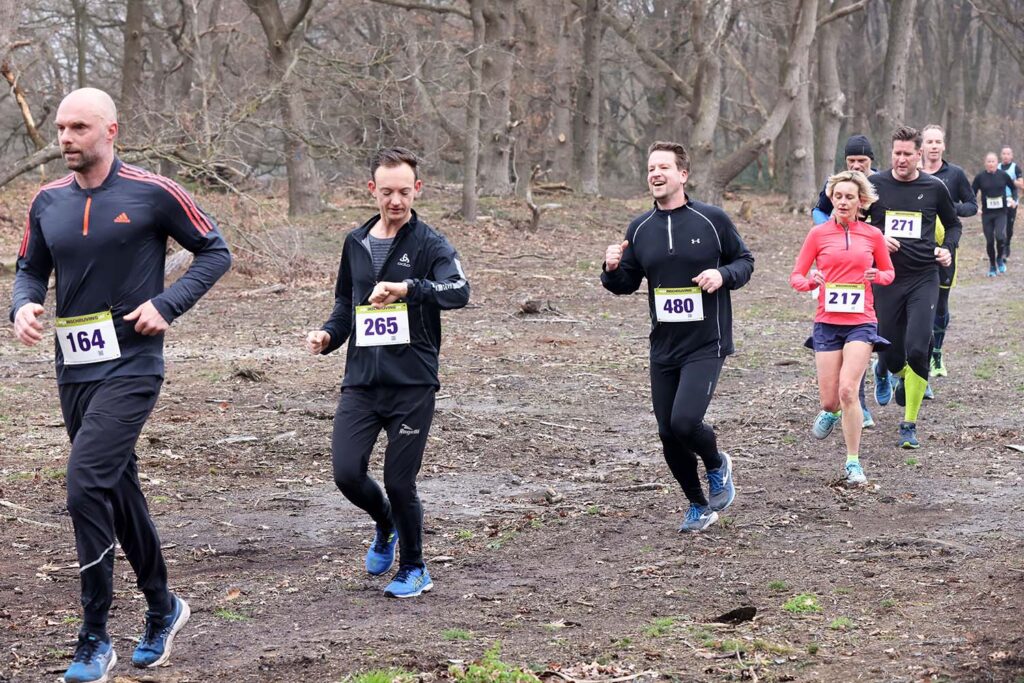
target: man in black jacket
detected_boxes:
[919,124,977,382]
[306,147,469,598]
[601,141,754,533]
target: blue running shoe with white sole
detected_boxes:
[844,462,867,486]
[923,383,934,400]
[873,360,892,406]
[998,260,1007,274]
[898,421,920,449]
[988,267,997,277]
[862,407,875,428]
[366,526,398,576]
[65,632,116,683]
[678,503,718,532]
[811,410,841,439]
[384,565,433,598]
[707,452,735,512]
[132,594,190,669]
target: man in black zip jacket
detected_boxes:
[867,126,959,450]
[306,147,469,598]
[601,141,754,533]
[11,88,230,683]
[920,124,977,381]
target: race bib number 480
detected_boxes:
[654,287,704,322]
[824,283,865,313]
[55,310,121,365]
[884,210,922,239]
[355,304,410,347]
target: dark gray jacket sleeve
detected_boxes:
[716,212,755,290]
[9,200,52,322]
[404,233,470,310]
[149,185,232,324]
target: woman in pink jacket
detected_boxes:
[790,171,895,486]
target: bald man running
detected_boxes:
[11,88,231,682]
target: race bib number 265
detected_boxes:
[355,304,410,347]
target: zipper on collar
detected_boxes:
[667,215,674,254]
[82,196,92,236]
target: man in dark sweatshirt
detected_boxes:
[305,147,469,599]
[919,124,977,383]
[601,141,754,533]
[972,152,1018,276]
[11,88,231,683]
[867,126,959,450]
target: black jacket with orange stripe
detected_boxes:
[10,158,231,384]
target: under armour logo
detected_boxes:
[691,238,700,245]
[398,423,420,435]
[398,253,411,267]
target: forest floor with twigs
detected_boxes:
[2,185,1023,683]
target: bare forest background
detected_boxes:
[1,0,1023,220]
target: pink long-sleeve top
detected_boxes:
[790,218,895,325]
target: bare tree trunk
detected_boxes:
[549,4,575,183]
[874,0,918,137]
[120,0,146,135]
[477,1,515,196]
[244,0,323,216]
[72,0,88,87]
[814,7,844,181]
[787,78,816,211]
[462,0,484,222]
[574,0,601,195]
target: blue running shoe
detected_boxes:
[988,267,997,277]
[65,632,116,683]
[365,526,398,576]
[811,410,841,439]
[998,259,1007,274]
[862,407,875,429]
[707,452,735,512]
[384,565,433,598]
[873,360,892,406]
[894,376,906,407]
[678,503,718,532]
[923,383,934,400]
[132,594,190,669]
[898,421,920,449]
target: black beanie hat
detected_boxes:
[845,134,874,160]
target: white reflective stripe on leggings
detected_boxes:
[78,542,115,573]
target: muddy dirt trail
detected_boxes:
[2,192,1022,682]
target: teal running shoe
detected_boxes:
[811,410,841,439]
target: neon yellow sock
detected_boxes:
[846,453,859,465]
[904,368,928,422]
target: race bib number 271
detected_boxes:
[884,210,922,239]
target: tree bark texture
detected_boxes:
[814,4,844,182]
[875,0,918,139]
[462,0,485,221]
[574,0,601,196]
[477,1,515,196]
